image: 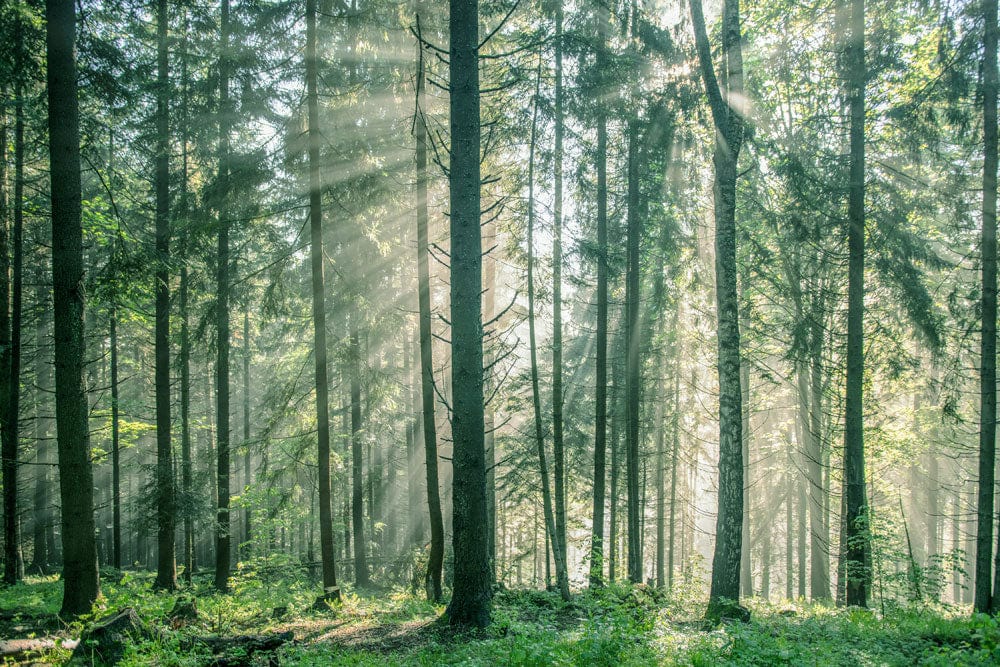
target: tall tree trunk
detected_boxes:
[740,364,751,597]
[625,119,642,585]
[979,0,1000,615]
[30,262,50,575]
[111,311,121,570]
[242,310,251,555]
[842,0,870,608]
[526,65,570,602]
[179,13,194,583]
[809,307,831,600]
[350,327,368,587]
[785,469,793,599]
[214,0,232,593]
[413,31,444,601]
[691,0,746,620]
[47,0,100,614]
[305,3,340,587]
[588,31,609,588]
[0,87,19,587]
[445,0,491,627]
[552,0,567,584]
[667,339,681,590]
[153,0,176,591]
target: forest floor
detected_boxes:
[0,565,997,666]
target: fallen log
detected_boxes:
[0,637,79,658]
[183,631,294,667]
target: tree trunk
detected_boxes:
[843,0,870,608]
[214,0,232,593]
[740,364,751,597]
[350,327,368,587]
[30,262,50,575]
[242,311,251,555]
[445,0,491,627]
[667,341,680,590]
[110,312,121,571]
[690,0,746,620]
[552,1,567,586]
[47,0,100,614]
[526,66,570,601]
[305,0,340,592]
[589,32,609,588]
[979,0,1000,615]
[413,31,444,600]
[179,13,194,583]
[153,0,176,591]
[625,119,642,585]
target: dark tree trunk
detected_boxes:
[306,0,340,597]
[690,0,746,620]
[30,263,50,575]
[215,0,232,593]
[46,0,100,615]
[242,311,250,555]
[350,327,368,587]
[413,34,444,599]
[740,364,751,597]
[0,86,20,587]
[179,14,194,583]
[110,312,121,570]
[552,1,567,584]
[588,34,609,588]
[445,0,491,627]
[979,0,999,615]
[153,0,176,591]
[842,0,870,609]
[625,120,642,585]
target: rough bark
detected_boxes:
[588,26,609,588]
[980,0,1000,616]
[690,0,747,620]
[445,0,491,627]
[413,29,444,601]
[153,0,176,591]
[552,1,567,585]
[215,0,232,593]
[625,119,642,585]
[306,0,340,598]
[350,327,368,587]
[843,0,870,608]
[47,0,100,615]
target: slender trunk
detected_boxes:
[809,311,831,600]
[445,0,491,626]
[302,0,340,599]
[740,364,751,597]
[609,355,620,582]
[980,0,1000,615]
[526,66,570,601]
[552,1,567,584]
[786,470,793,598]
[843,0,870,608]
[153,0,176,591]
[215,0,232,593]
[589,45,609,588]
[242,310,251,555]
[30,263,50,575]
[625,120,642,585]
[47,0,100,613]
[414,34,443,599]
[351,327,368,587]
[179,14,194,583]
[0,87,18,587]
[111,312,121,570]
[667,342,680,590]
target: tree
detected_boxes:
[690,0,747,621]
[153,0,176,591]
[445,0,491,628]
[977,0,999,615]
[46,0,99,616]
[588,3,610,588]
[215,0,233,593]
[413,19,444,601]
[526,58,571,602]
[842,0,870,608]
[306,0,340,603]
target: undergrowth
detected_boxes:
[1,568,997,665]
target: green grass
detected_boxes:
[2,570,997,666]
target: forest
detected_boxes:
[1,0,1000,663]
